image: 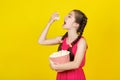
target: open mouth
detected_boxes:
[64,21,66,25]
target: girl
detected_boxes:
[38,9,88,80]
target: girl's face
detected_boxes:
[62,11,79,30]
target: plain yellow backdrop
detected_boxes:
[0,0,120,80]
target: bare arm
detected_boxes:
[38,13,62,45]
[50,38,87,71]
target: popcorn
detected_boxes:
[49,50,69,58]
[49,50,70,64]
[55,16,60,20]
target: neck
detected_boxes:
[67,29,78,43]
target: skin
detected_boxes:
[38,11,87,72]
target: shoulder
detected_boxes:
[77,36,87,48]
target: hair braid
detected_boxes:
[57,32,68,51]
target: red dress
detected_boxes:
[56,36,87,80]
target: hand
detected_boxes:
[49,60,64,72]
[49,12,60,24]
[49,60,56,70]
[56,69,64,72]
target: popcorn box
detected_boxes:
[49,50,70,64]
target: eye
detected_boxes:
[68,15,71,18]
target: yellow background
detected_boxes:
[0,0,120,80]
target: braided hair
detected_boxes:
[58,10,88,61]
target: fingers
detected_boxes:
[49,58,54,65]
[51,12,60,21]
[53,12,59,16]
[52,12,59,17]
[49,12,60,23]
[69,44,72,47]
[50,60,54,64]
[56,70,64,72]
[68,43,72,47]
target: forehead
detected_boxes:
[69,11,75,16]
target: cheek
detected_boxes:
[67,20,74,26]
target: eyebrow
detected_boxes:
[69,13,72,16]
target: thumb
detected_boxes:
[49,59,54,64]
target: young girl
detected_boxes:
[38,9,88,80]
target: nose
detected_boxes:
[64,16,67,20]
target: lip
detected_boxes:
[64,21,66,24]
[63,20,66,25]
[62,22,65,27]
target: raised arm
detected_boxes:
[38,13,62,45]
